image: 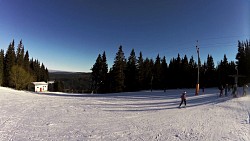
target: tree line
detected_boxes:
[91,40,250,93]
[0,40,49,90]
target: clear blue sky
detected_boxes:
[0,0,249,72]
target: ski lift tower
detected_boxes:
[195,40,200,95]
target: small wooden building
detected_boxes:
[32,82,48,92]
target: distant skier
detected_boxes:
[243,84,248,96]
[219,85,224,97]
[225,84,228,96]
[179,91,187,108]
[202,87,205,94]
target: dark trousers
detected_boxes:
[179,99,186,106]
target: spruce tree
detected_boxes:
[40,63,46,81]
[0,49,4,86]
[54,80,64,92]
[153,54,161,89]
[30,59,41,81]
[91,54,102,93]
[168,58,175,88]
[188,56,197,88]
[143,58,154,90]
[206,54,216,87]
[23,51,30,71]
[217,54,230,85]
[245,40,250,82]
[161,56,168,90]
[137,51,144,90]
[111,46,126,92]
[99,51,108,93]
[236,40,250,84]
[125,49,138,92]
[181,55,189,88]
[4,40,16,87]
[0,39,49,89]
[16,40,24,67]
[34,60,41,81]
[45,68,49,82]
[176,54,182,88]
[236,41,246,77]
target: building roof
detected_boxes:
[32,82,48,85]
[47,81,55,84]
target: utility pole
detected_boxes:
[196,40,200,95]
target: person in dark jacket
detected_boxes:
[179,91,187,108]
[219,85,224,97]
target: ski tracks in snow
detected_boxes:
[0,87,249,141]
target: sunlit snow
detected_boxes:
[0,87,249,141]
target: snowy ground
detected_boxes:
[0,87,249,141]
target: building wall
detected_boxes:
[34,85,48,92]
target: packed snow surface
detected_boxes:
[0,87,249,141]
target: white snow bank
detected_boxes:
[0,87,249,141]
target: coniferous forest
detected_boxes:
[0,40,49,90]
[0,39,249,93]
[91,40,250,93]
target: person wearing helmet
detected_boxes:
[179,91,187,108]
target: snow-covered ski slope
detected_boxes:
[0,87,249,141]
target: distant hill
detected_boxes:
[49,71,92,93]
[48,69,85,73]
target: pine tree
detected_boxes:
[54,80,64,92]
[206,54,216,87]
[30,59,41,81]
[16,40,24,67]
[23,51,30,71]
[125,49,138,92]
[181,55,189,88]
[217,54,230,85]
[0,49,4,86]
[45,67,49,82]
[91,54,102,93]
[34,60,41,81]
[137,51,144,90]
[111,46,126,92]
[99,51,108,93]
[4,40,16,87]
[161,56,168,90]
[188,56,197,88]
[29,58,34,74]
[168,58,175,88]
[0,39,49,90]
[40,63,46,81]
[143,58,154,90]
[245,40,250,82]
[236,41,246,76]
[236,40,250,84]
[153,54,161,89]
[176,54,182,88]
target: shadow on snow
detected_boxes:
[34,88,233,112]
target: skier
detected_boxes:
[225,84,228,96]
[243,84,248,96]
[179,91,187,108]
[232,84,237,97]
[202,87,205,94]
[219,85,224,97]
